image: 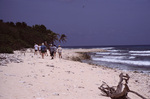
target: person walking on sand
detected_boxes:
[50,44,55,59]
[41,43,47,59]
[44,41,48,56]
[57,45,62,58]
[53,45,57,58]
[38,44,41,55]
[34,43,39,55]
[49,44,52,56]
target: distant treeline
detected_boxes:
[0,19,67,53]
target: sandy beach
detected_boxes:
[0,48,150,99]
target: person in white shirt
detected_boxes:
[57,45,62,58]
[34,43,39,55]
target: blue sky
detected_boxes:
[0,0,150,46]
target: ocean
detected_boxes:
[64,45,150,73]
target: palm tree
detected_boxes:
[59,34,67,43]
[16,22,22,27]
[48,32,59,45]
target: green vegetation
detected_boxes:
[0,19,67,53]
[71,52,91,62]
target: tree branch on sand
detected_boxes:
[98,73,147,99]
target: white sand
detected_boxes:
[0,48,149,99]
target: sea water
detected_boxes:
[87,45,150,73]
[64,45,150,73]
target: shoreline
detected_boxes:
[65,49,150,74]
[0,48,150,99]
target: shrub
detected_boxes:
[0,47,13,53]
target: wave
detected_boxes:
[92,58,150,66]
[100,47,114,50]
[96,52,127,56]
[107,50,120,52]
[102,56,127,59]
[129,50,150,54]
[111,53,127,55]
[131,54,150,56]
[96,52,110,55]
[128,56,136,59]
[102,56,136,59]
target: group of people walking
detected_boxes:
[34,43,62,59]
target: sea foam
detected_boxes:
[92,58,150,66]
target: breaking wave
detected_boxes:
[92,58,150,66]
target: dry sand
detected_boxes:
[0,48,150,99]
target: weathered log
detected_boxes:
[129,90,147,99]
[98,73,147,99]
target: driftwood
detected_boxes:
[98,73,147,99]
